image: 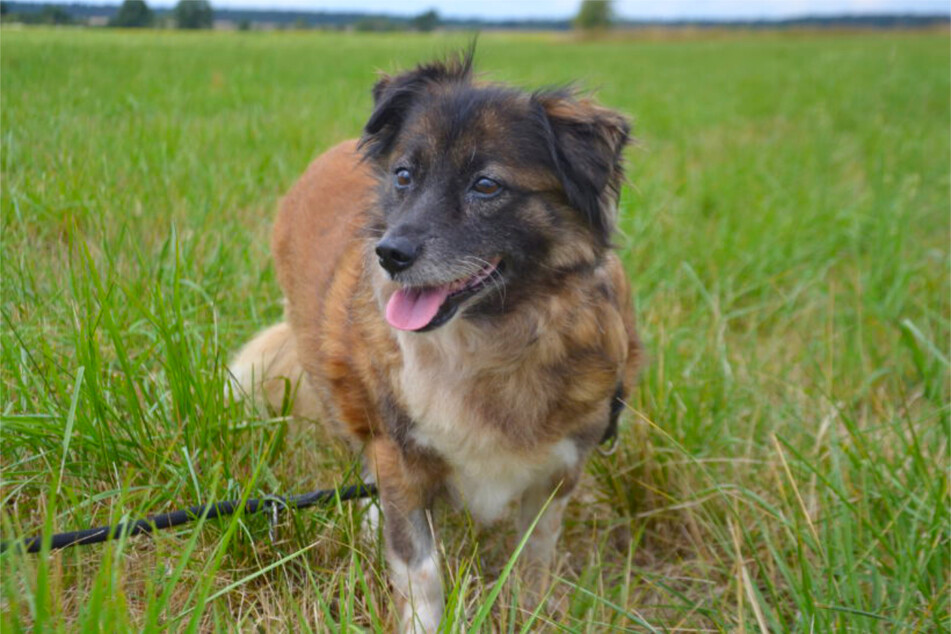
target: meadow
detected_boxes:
[1,27,948,632]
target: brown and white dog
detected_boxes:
[230,52,641,632]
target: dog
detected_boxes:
[230,51,641,632]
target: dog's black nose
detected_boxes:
[375,236,419,275]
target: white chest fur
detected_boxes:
[396,327,579,524]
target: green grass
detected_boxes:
[1,27,948,632]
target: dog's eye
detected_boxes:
[395,168,412,189]
[471,177,501,198]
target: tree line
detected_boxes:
[115,0,210,29]
[2,0,214,28]
[0,1,447,31]
[2,0,947,31]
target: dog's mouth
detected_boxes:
[385,258,503,332]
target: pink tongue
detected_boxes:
[385,285,452,331]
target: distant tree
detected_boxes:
[574,0,612,30]
[0,2,8,16]
[39,5,74,25]
[354,17,401,32]
[237,18,251,30]
[111,0,153,27]
[174,0,213,29]
[412,9,439,32]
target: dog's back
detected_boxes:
[232,140,398,440]
[272,140,370,334]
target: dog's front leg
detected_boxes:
[515,477,575,608]
[368,438,443,633]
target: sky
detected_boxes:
[157,0,951,20]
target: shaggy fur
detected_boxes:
[231,52,641,633]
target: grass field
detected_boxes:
[1,27,948,632]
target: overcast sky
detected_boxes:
[146,0,950,20]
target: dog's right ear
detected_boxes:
[360,73,421,161]
[361,50,475,161]
[371,75,393,105]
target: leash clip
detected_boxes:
[597,433,619,457]
[262,496,287,544]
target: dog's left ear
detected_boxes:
[533,92,630,245]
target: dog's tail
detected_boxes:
[227,322,321,420]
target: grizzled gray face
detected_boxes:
[360,54,630,333]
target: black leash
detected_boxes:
[1,483,377,555]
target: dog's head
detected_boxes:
[360,50,630,333]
